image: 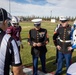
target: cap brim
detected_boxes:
[31,19,42,22]
[7,12,12,20]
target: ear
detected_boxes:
[3,20,7,25]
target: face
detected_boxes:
[13,23,19,27]
[60,20,68,27]
[3,19,9,31]
[34,24,41,29]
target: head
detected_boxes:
[59,16,68,27]
[11,16,19,27]
[31,19,42,29]
[0,8,11,31]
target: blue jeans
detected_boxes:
[55,51,71,75]
[32,54,46,75]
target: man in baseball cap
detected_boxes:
[0,8,23,75]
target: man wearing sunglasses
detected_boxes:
[54,16,73,75]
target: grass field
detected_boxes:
[20,21,76,75]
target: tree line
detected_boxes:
[19,16,76,22]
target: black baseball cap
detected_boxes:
[0,8,11,21]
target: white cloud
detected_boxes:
[0,0,76,17]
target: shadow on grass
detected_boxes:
[38,56,56,73]
[23,56,56,70]
[23,54,76,75]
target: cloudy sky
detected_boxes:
[0,0,76,17]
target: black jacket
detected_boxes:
[53,24,72,53]
[28,28,49,56]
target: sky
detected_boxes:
[0,0,76,17]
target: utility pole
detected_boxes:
[51,10,52,19]
[9,0,11,13]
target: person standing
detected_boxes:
[28,19,49,75]
[0,8,23,75]
[54,16,72,75]
[6,16,23,51]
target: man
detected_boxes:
[0,8,23,75]
[28,19,49,75]
[6,16,23,51]
[54,16,72,75]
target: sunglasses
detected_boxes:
[60,20,68,23]
[13,23,19,25]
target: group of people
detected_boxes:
[0,7,76,75]
[28,16,76,75]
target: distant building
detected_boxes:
[51,19,56,23]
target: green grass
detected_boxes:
[20,21,76,75]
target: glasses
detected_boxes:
[13,23,19,26]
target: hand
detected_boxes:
[68,47,73,51]
[33,42,37,47]
[56,45,61,50]
[21,44,24,49]
[36,43,42,47]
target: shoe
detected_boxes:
[53,62,57,65]
[42,71,47,74]
[55,73,61,75]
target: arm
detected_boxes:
[28,30,33,46]
[53,24,60,46]
[19,26,24,49]
[19,33,24,49]
[12,65,23,75]
[53,32,59,46]
[10,39,23,75]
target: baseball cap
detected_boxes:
[0,8,11,21]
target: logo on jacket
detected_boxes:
[67,30,71,35]
[39,32,45,37]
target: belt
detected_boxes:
[58,37,71,43]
